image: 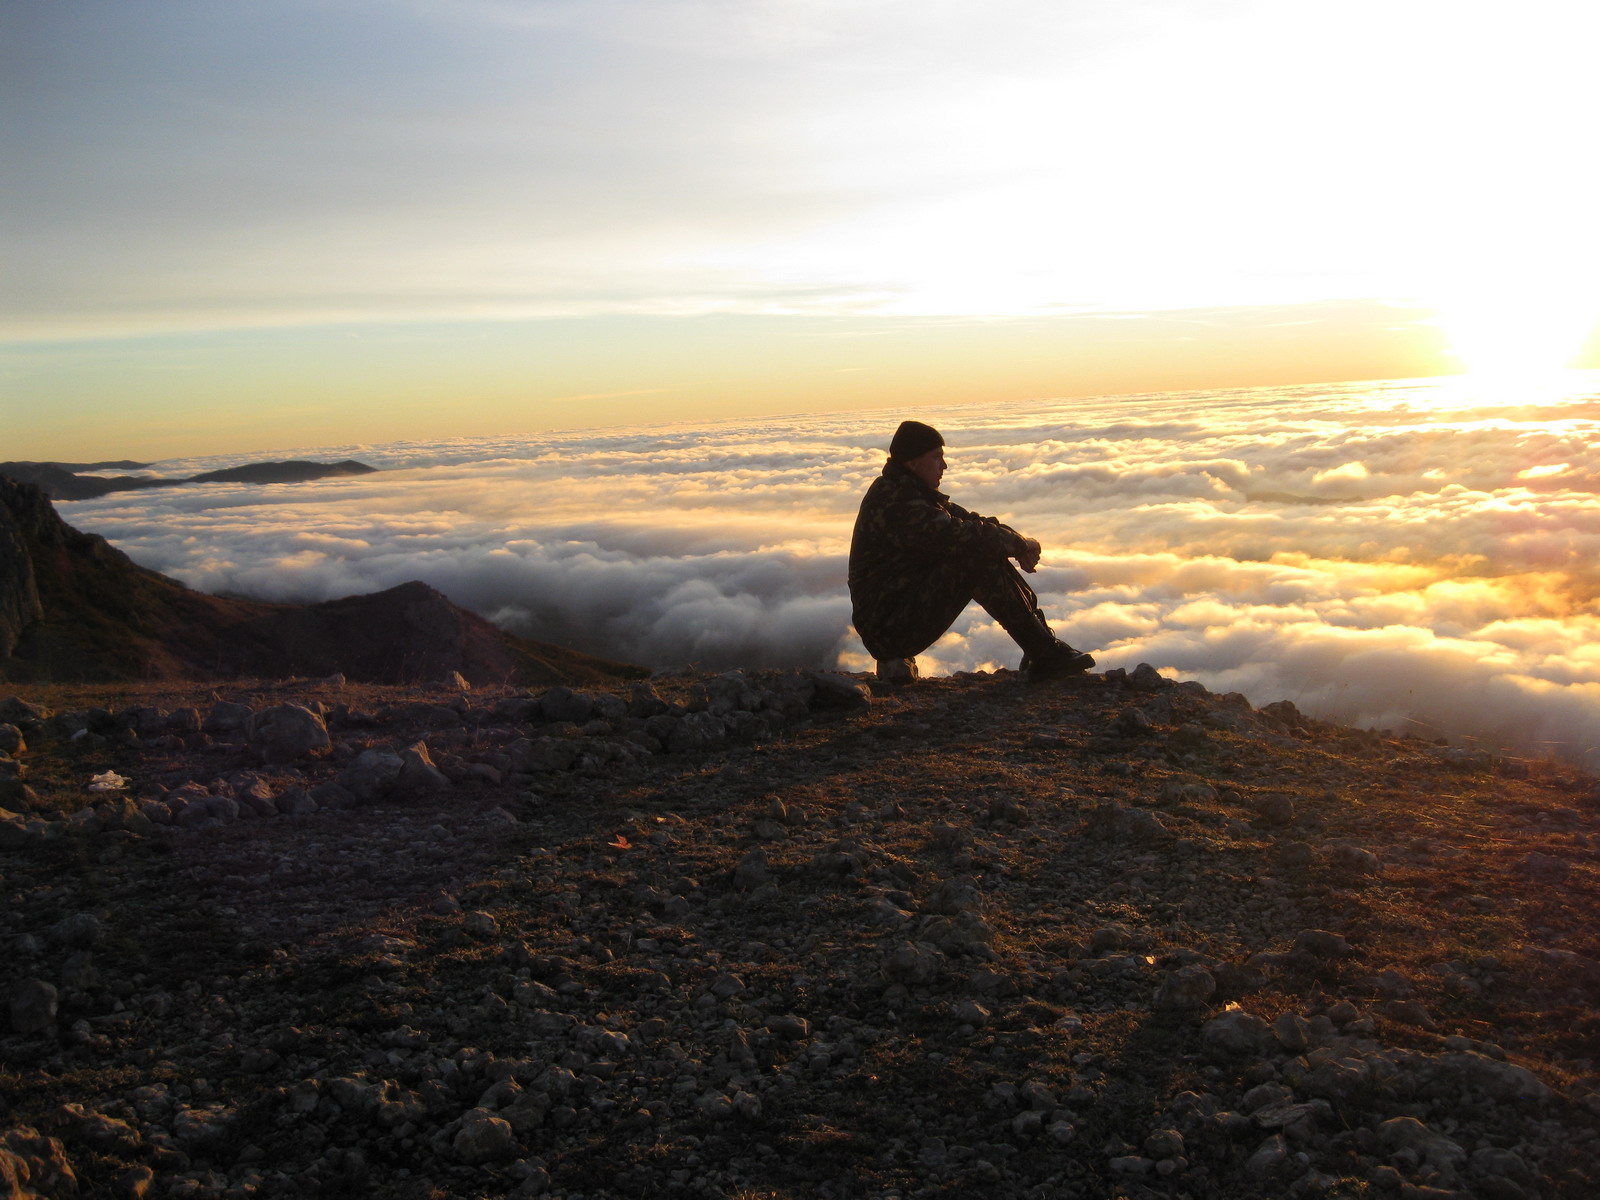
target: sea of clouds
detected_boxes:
[59,372,1600,764]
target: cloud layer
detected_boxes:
[61,373,1600,763]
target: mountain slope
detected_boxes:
[0,477,643,686]
[0,459,376,501]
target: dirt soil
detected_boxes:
[2,667,1599,1199]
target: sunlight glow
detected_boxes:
[1438,282,1600,388]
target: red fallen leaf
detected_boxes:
[608,835,632,850]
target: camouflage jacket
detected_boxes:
[848,459,1027,626]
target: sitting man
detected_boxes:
[848,420,1095,683]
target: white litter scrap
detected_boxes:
[87,770,128,792]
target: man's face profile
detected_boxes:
[904,447,946,490]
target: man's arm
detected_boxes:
[948,499,1040,571]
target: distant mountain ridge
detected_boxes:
[0,458,377,501]
[0,477,644,687]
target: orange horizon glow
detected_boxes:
[3,301,1480,463]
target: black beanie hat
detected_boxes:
[888,420,944,461]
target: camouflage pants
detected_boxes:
[852,554,1056,661]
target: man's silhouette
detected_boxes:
[848,420,1095,683]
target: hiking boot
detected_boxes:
[875,657,920,685]
[1023,643,1095,682]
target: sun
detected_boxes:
[1435,279,1600,388]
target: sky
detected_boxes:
[4,0,1599,460]
[55,373,1600,765]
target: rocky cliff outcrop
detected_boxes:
[0,479,642,687]
[0,480,46,661]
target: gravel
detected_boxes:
[3,666,1599,1198]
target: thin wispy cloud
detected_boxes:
[8,0,1596,337]
[59,374,1600,762]
[7,2,1597,462]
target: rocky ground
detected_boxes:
[2,664,1599,1199]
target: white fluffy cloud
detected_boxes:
[61,373,1600,763]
